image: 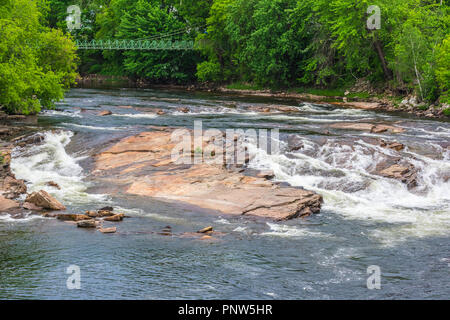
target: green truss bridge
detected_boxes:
[75,39,195,50]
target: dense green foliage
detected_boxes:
[95,0,203,83]
[196,0,449,103]
[47,0,211,82]
[2,0,449,113]
[0,0,77,114]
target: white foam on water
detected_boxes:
[0,212,48,223]
[415,127,450,138]
[140,211,189,224]
[41,109,82,118]
[264,292,278,297]
[215,218,231,225]
[261,223,331,239]
[311,247,364,285]
[172,109,259,116]
[112,113,159,119]
[10,130,108,206]
[296,103,327,113]
[263,114,358,123]
[246,135,450,245]
[62,123,128,131]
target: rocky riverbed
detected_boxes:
[1,88,449,299]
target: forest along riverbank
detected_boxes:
[1,88,449,299]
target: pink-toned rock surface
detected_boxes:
[0,195,20,212]
[328,101,381,110]
[329,122,405,134]
[94,128,323,220]
[25,190,66,210]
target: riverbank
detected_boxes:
[75,76,450,119]
[213,84,449,119]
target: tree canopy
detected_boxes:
[0,0,78,114]
[1,0,449,114]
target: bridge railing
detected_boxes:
[75,39,194,50]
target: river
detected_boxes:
[0,88,449,299]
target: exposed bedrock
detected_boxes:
[93,127,323,221]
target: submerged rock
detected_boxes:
[104,213,125,221]
[77,220,98,228]
[99,227,117,234]
[98,110,112,116]
[159,226,172,236]
[57,214,90,221]
[25,190,66,210]
[197,226,213,234]
[177,107,190,113]
[287,135,304,152]
[45,181,61,189]
[12,133,45,148]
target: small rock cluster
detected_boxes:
[53,206,124,234]
[398,96,448,118]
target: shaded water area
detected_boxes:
[1,88,449,299]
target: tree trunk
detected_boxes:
[372,33,393,81]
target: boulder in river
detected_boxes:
[380,140,405,151]
[45,181,61,190]
[99,227,117,234]
[197,226,213,234]
[104,213,125,221]
[378,164,417,189]
[77,220,98,228]
[57,214,90,221]
[25,190,66,210]
[86,209,115,218]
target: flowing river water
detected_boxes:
[0,88,449,299]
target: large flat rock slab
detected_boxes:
[94,128,323,220]
[329,122,405,133]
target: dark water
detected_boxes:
[1,88,449,299]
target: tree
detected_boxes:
[96,0,201,83]
[435,35,450,103]
[0,0,78,114]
